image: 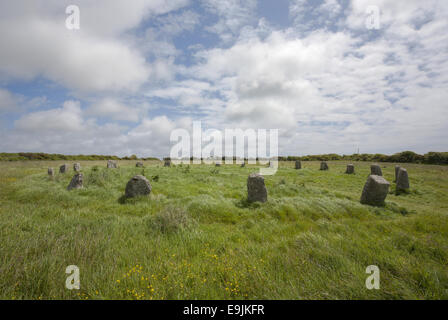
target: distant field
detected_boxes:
[0,160,447,299]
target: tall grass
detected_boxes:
[0,160,447,299]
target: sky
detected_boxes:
[0,0,447,157]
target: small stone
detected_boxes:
[320,161,329,170]
[295,160,301,169]
[48,168,54,176]
[370,164,382,176]
[394,165,401,182]
[247,173,267,203]
[67,173,83,190]
[136,162,144,167]
[59,164,68,173]
[215,163,221,167]
[396,168,410,192]
[107,160,118,168]
[346,164,355,174]
[240,162,246,167]
[125,175,152,198]
[73,163,81,172]
[360,175,390,206]
[164,160,171,167]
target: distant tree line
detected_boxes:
[1,151,447,165]
[163,151,448,165]
[0,153,159,161]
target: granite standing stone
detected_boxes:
[240,162,246,167]
[73,163,81,172]
[48,168,54,177]
[107,160,118,168]
[67,173,83,190]
[247,173,267,203]
[346,164,355,174]
[295,160,301,169]
[396,168,410,192]
[394,165,401,182]
[320,161,329,170]
[360,175,390,206]
[370,164,382,176]
[125,175,152,198]
[136,162,144,167]
[164,160,171,167]
[59,164,68,173]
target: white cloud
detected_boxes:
[87,98,141,122]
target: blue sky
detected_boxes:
[0,0,447,157]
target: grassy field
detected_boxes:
[0,160,447,300]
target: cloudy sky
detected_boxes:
[0,0,447,157]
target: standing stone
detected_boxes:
[59,164,68,174]
[136,162,144,168]
[107,160,118,168]
[370,164,382,176]
[164,160,171,167]
[394,165,401,182]
[240,162,246,167]
[346,164,355,174]
[215,163,221,167]
[295,160,302,169]
[125,175,152,198]
[396,168,410,192]
[73,163,81,172]
[48,168,54,177]
[247,173,267,203]
[67,173,83,190]
[320,161,329,170]
[360,175,390,206]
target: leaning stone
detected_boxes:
[396,168,410,192]
[164,160,171,167]
[67,173,83,190]
[370,164,382,176]
[320,161,329,170]
[107,160,118,168]
[295,160,301,169]
[73,163,81,172]
[247,173,267,203]
[136,162,144,167]
[48,168,54,177]
[125,175,152,198]
[346,164,355,174]
[360,175,390,206]
[59,164,68,173]
[394,165,401,182]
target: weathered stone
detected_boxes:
[125,175,152,198]
[247,173,267,203]
[164,160,171,167]
[107,160,118,168]
[396,168,410,192]
[136,162,144,167]
[295,160,301,169]
[73,163,81,172]
[394,165,401,182]
[370,164,382,176]
[360,175,390,206]
[215,163,221,167]
[346,164,355,174]
[320,161,329,170]
[48,168,54,176]
[67,173,83,190]
[240,162,246,167]
[59,164,68,173]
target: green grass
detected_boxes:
[0,160,447,300]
